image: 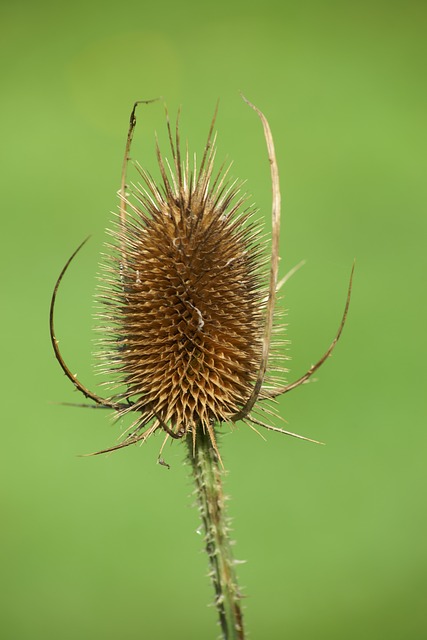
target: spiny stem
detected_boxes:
[188,429,245,639]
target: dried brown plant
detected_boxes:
[50,98,353,639]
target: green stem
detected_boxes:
[188,429,245,639]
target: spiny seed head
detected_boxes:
[51,101,351,458]
[96,111,277,452]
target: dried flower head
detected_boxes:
[50,98,353,462]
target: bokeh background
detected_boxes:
[1,1,426,638]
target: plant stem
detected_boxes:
[188,429,245,639]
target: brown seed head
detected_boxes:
[96,113,270,452]
[50,100,352,459]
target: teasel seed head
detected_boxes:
[50,98,353,460]
[96,107,274,457]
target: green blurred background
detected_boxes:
[1,0,426,638]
